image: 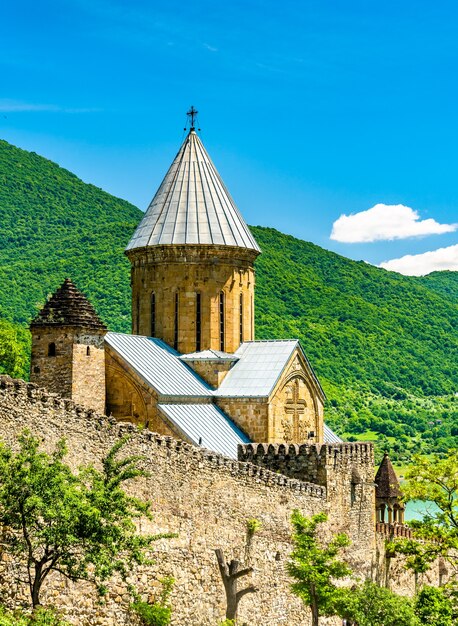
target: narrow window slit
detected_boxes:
[196,293,201,351]
[219,292,225,352]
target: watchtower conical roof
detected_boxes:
[375,453,401,500]
[31,279,107,331]
[126,130,261,253]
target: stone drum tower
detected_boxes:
[125,108,261,354]
[30,278,107,414]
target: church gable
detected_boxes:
[268,347,325,444]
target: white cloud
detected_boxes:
[330,203,458,243]
[379,244,458,276]
[0,99,100,113]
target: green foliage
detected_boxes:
[0,140,457,459]
[0,318,30,378]
[388,450,458,577]
[217,621,235,626]
[0,139,141,332]
[403,450,458,529]
[415,585,453,626]
[0,605,69,625]
[246,518,262,536]
[0,431,174,607]
[335,580,419,626]
[132,576,174,626]
[287,511,351,625]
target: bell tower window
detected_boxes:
[48,342,56,357]
[151,292,156,337]
[196,293,201,352]
[136,294,140,335]
[219,291,225,352]
[174,292,179,351]
[239,293,244,344]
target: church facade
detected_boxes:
[29,121,338,457]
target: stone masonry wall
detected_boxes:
[239,442,376,574]
[0,376,337,626]
[30,327,106,414]
[216,397,269,441]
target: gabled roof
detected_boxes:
[158,403,250,459]
[104,332,337,456]
[125,130,261,253]
[214,340,325,400]
[31,278,106,331]
[375,453,402,500]
[324,424,343,444]
[179,349,239,362]
[105,332,212,399]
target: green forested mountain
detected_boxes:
[0,139,457,464]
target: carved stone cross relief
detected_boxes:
[282,377,308,443]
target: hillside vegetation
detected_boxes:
[0,139,457,464]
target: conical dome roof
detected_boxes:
[375,453,401,500]
[126,130,261,253]
[31,278,107,331]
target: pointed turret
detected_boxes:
[125,114,260,354]
[126,129,260,253]
[375,453,404,524]
[30,279,107,413]
[31,278,107,331]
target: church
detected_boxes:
[29,110,341,458]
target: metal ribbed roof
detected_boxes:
[179,349,239,362]
[158,403,250,459]
[323,424,343,444]
[105,332,212,398]
[125,130,261,252]
[214,340,299,398]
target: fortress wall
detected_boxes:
[239,442,376,572]
[0,376,333,626]
[373,532,448,596]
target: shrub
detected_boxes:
[132,577,174,626]
[0,606,69,626]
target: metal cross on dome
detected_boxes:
[185,106,200,131]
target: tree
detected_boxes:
[0,319,30,379]
[287,511,351,626]
[215,549,257,621]
[388,450,458,578]
[335,580,419,626]
[403,450,458,530]
[0,432,174,608]
[415,585,453,626]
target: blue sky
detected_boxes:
[1,0,457,274]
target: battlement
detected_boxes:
[240,441,373,462]
[239,441,374,486]
[0,376,326,499]
[376,522,414,539]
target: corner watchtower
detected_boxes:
[375,453,404,524]
[125,110,261,354]
[30,278,107,413]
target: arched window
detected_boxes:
[239,293,244,344]
[251,294,254,338]
[136,295,140,335]
[48,342,56,357]
[196,293,201,351]
[174,292,179,350]
[86,346,91,357]
[219,291,225,352]
[151,292,156,337]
